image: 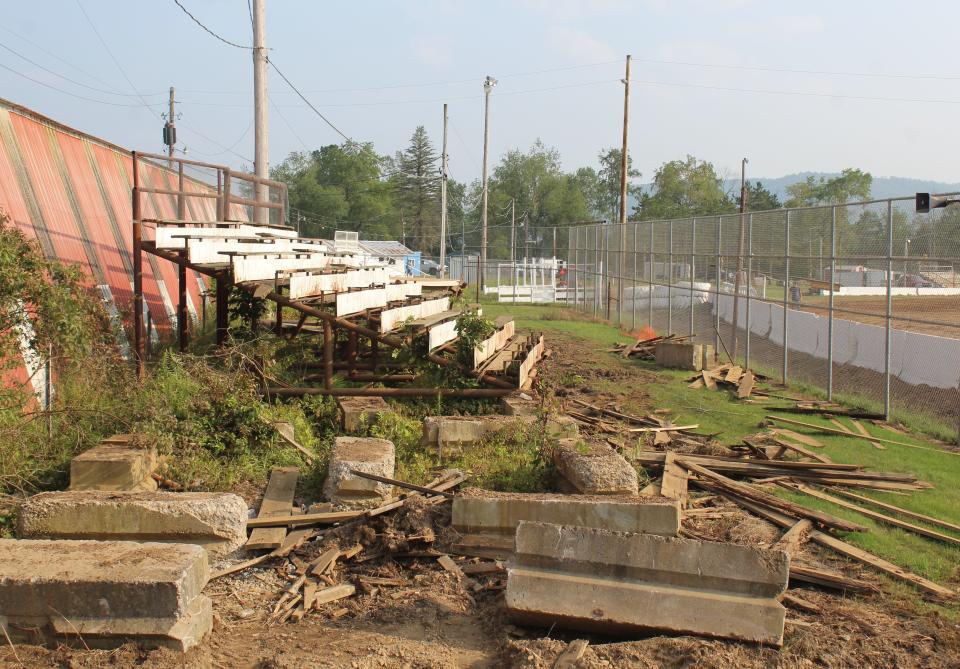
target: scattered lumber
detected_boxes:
[628,424,699,434]
[783,483,960,548]
[659,452,689,505]
[710,485,955,600]
[772,428,825,449]
[737,371,755,399]
[772,519,812,557]
[766,416,960,455]
[766,436,832,464]
[789,564,878,594]
[349,470,456,498]
[850,419,886,450]
[781,592,821,614]
[610,334,693,360]
[679,460,867,532]
[829,488,960,535]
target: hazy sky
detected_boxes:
[3,1,959,186]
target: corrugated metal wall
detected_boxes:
[0,98,214,344]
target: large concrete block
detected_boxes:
[452,489,680,540]
[654,341,704,371]
[0,539,212,651]
[506,522,789,645]
[323,436,395,507]
[499,394,538,416]
[70,436,157,491]
[553,439,638,495]
[421,415,537,449]
[17,491,247,558]
[337,395,393,433]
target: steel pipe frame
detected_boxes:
[265,386,513,398]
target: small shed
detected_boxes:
[360,240,422,275]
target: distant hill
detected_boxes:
[721,173,960,203]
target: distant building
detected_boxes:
[359,240,422,275]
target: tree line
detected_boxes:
[272,126,883,259]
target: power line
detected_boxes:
[269,94,310,152]
[0,62,146,107]
[178,118,254,163]
[74,0,160,118]
[268,58,352,141]
[172,0,255,50]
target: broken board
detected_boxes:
[246,467,299,550]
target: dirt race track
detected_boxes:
[4,330,960,668]
[790,295,960,337]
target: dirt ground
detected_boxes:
[785,294,960,337]
[4,330,960,669]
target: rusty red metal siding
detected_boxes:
[0,98,228,385]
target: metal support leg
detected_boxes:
[216,276,230,347]
[178,262,188,353]
[323,320,334,390]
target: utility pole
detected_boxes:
[731,157,749,362]
[163,86,176,168]
[617,55,631,323]
[510,198,516,263]
[439,103,449,278]
[252,0,269,224]
[480,75,497,289]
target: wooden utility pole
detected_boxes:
[166,87,176,167]
[510,198,516,262]
[731,157,749,362]
[617,55,632,323]
[439,103,449,277]
[480,75,497,289]
[252,0,269,224]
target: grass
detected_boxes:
[476,294,960,610]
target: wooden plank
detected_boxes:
[660,452,689,505]
[552,639,589,669]
[766,415,960,455]
[679,460,867,533]
[709,486,955,600]
[772,428,825,449]
[789,564,877,593]
[772,519,812,557]
[688,377,705,389]
[850,419,887,450]
[302,581,317,610]
[311,584,356,609]
[437,554,465,579]
[628,424,699,434]
[781,592,820,613]
[769,436,833,464]
[308,548,342,576]
[701,370,718,391]
[785,484,960,548]
[736,370,755,399]
[247,509,362,528]
[830,488,960,535]
[245,467,299,550]
[725,365,743,385]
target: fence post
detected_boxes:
[668,221,675,333]
[632,221,638,331]
[782,210,790,384]
[827,206,836,400]
[745,213,753,370]
[715,217,722,354]
[884,199,893,420]
[689,218,696,336]
[648,222,655,329]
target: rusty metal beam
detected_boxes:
[265,386,512,398]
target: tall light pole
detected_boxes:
[252,0,269,224]
[617,55,631,324]
[439,103,449,277]
[731,157,748,363]
[480,75,497,289]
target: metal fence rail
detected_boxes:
[563,196,960,428]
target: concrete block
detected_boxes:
[452,489,680,541]
[323,436,395,507]
[700,343,716,370]
[337,395,392,433]
[654,341,704,371]
[506,522,789,645]
[553,439,639,495]
[17,491,247,558]
[0,538,212,651]
[545,414,579,440]
[70,436,157,491]
[421,415,537,449]
[499,394,538,416]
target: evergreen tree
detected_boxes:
[395,126,441,252]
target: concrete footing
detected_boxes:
[0,539,212,651]
[499,394,538,416]
[323,436,395,507]
[337,396,392,433]
[422,414,578,452]
[506,522,789,645]
[553,439,639,495]
[654,341,715,371]
[70,435,157,491]
[17,491,248,558]
[452,489,680,545]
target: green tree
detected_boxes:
[394,126,441,252]
[736,180,782,211]
[595,148,641,222]
[784,169,872,207]
[635,155,734,220]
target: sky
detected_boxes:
[2,0,960,187]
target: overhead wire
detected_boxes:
[268,58,351,141]
[0,62,146,108]
[172,0,255,50]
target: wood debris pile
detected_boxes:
[686,362,765,399]
[608,333,694,360]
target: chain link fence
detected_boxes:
[563,196,960,431]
